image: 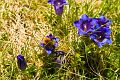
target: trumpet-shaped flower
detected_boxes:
[90,27,112,48]
[48,0,68,15]
[97,15,112,27]
[73,14,112,48]
[73,14,94,35]
[17,54,27,70]
[40,34,59,54]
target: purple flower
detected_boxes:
[73,14,112,48]
[73,14,94,35]
[17,54,27,70]
[90,27,112,48]
[48,0,68,15]
[89,15,112,48]
[40,34,59,54]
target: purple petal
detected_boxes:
[99,15,106,21]
[53,37,59,42]
[40,43,45,47]
[98,15,111,25]
[73,20,82,29]
[78,28,86,35]
[46,50,52,55]
[101,27,111,35]
[90,34,96,39]
[46,33,54,39]
[94,39,103,48]
[90,18,100,30]
[54,42,58,47]
[101,38,108,44]
[105,20,112,27]
[86,29,94,33]
[81,14,89,21]
[54,5,63,15]
[62,0,68,4]
[107,38,112,44]
[97,42,103,48]
[48,0,54,4]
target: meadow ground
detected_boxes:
[0,0,120,80]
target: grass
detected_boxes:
[0,0,120,80]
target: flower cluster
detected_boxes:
[40,34,66,68]
[40,34,59,54]
[73,14,112,48]
[15,0,113,72]
[48,0,68,15]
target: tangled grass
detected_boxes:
[0,0,120,80]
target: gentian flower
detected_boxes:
[73,14,94,35]
[48,0,68,15]
[73,14,112,48]
[89,15,112,48]
[40,34,59,54]
[90,27,112,48]
[17,54,27,70]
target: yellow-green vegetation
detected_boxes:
[0,0,120,80]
